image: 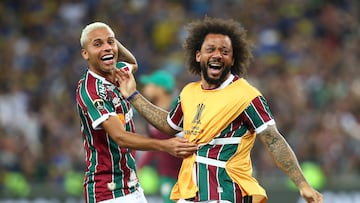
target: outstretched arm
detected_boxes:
[258,125,323,203]
[116,40,138,73]
[115,69,178,135]
[103,115,197,158]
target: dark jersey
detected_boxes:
[76,70,138,203]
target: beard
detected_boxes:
[200,62,231,86]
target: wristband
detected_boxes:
[127,90,139,101]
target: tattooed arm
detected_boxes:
[258,124,323,203]
[128,92,178,135]
[115,68,179,135]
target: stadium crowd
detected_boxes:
[0,0,359,197]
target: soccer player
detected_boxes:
[76,22,197,203]
[115,17,323,203]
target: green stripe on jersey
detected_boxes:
[198,147,210,200]
[260,96,273,118]
[245,96,273,128]
[81,78,102,121]
[218,167,236,202]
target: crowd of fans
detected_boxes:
[0,0,359,197]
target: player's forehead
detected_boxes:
[202,33,232,48]
[87,27,115,42]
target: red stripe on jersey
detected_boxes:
[241,96,273,131]
[208,165,220,200]
[207,146,222,200]
[252,96,272,122]
[169,101,184,127]
[120,148,131,196]
[227,119,241,138]
[234,183,242,202]
[83,180,89,203]
[93,133,114,201]
[76,81,87,114]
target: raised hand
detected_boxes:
[114,68,137,98]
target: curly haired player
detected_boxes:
[115,17,323,203]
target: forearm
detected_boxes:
[116,131,165,151]
[103,115,197,158]
[129,93,176,135]
[103,115,165,151]
[116,40,138,72]
[259,126,309,188]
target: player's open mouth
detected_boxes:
[208,62,223,75]
[101,54,114,65]
[101,54,114,61]
[208,62,223,70]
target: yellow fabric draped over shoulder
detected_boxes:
[170,78,267,202]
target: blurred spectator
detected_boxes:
[137,70,181,203]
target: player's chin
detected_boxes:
[99,67,115,75]
[102,62,116,70]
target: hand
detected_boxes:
[114,68,137,98]
[299,184,323,203]
[164,137,198,158]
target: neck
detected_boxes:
[201,82,219,90]
[201,74,231,90]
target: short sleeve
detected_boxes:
[242,96,276,134]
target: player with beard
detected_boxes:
[115,17,323,203]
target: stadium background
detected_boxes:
[0,0,359,202]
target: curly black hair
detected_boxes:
[183,16,253,77]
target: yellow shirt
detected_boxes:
[171,78,267,203]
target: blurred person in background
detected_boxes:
[137,70,182,203]
[76,22,197,203]
[115,17,323,203]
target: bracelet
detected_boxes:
[127,90,139,101]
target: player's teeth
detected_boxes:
[102,55,113,60]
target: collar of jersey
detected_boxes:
[214,74,235,90]
[88,69,112,85]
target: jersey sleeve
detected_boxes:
[167,96,184,132]
[242,95,275,134]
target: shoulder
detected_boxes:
[181,81,201,94]
[234,77,262,95]
[183,81,201,89]
[77,71,107,99]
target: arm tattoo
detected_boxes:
[130,93,173,134]
[258,126,307,187]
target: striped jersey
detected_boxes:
[168,74,274,203]
[76,70,139,203]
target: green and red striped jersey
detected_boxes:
[76,70,139,203]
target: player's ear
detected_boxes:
[81,48,89,60]
[196,50,201,62]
